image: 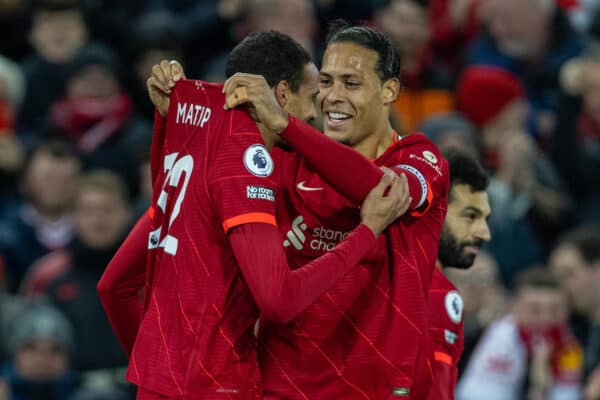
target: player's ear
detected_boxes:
[274,80,290,108]
[381,78,401,105]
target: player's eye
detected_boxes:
[319,78,332,87]
[346,81,360,88]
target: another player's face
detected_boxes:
[549,244,600,316]
[439,184,491,269]
[284,63,319,123]
[318,42,389,146]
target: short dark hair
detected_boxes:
[30,140,80,163]
[446,150,489,197]
[78,170,129,205]
[555,224,600,265]
[225,31,312,92]
[326,21,401,82]
[515,267,561,292]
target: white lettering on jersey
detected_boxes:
[175,102,212,128]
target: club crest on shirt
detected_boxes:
[244,144,273,177]
[422,150,438,164]
[445,291,463,324]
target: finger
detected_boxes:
[151,65,170,92]
[159,60,174,87]
[147,76,171,95]
[225,86,249,109]
[170,60,186,80]
[380,166,394,174]
[373,172,394,196]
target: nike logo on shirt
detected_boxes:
[297,181,324,191]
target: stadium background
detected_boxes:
[0,0,599,398]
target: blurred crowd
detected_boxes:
[0,0,600,399]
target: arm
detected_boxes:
[229,222,376,323]
[223,172,409,324]
[279,116,426,208]
[221,74,431,210]
[97,213,149,357]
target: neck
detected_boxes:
[257,123,278,151]
[352,123,396,159]
[436,259,444,271]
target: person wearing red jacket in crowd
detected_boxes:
[426,151,491,400]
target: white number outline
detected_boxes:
[148,152,194,255]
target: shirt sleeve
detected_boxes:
[228,222,376,324]
[97,212,149,357]
[150,110,167,185]
[279,116,432,212]
[210,126,278,233]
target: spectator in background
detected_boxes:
[46,43,151,196]
[18,0,89,136]
[428,0,481,71]
[417,112,480,158]
[445,250,509,378]
[145,0,246,78]
[242,0,317,55]
[548,225,600,399]
[457,65,574,287]
[203,0,319,83]
[0,0,30,61]
[457,268,583,400]
[374,0,455,134]
[128,12,184,122]
[1,303,78,400]
[0,140,80,293]
[552,48,600,222]
[26,171,131,373]
[469,0,583,140]
[0,55,26,220]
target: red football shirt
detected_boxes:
[259,121,449,399]
[128,81,277,398]
[427,268,465,400]
[119,82,379,400]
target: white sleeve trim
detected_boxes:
[397,164,428,208]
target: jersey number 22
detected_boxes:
[148,152,194,255]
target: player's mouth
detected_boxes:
[324,111,352,129]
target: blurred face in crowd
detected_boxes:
[582,62,600,125]
[30,9,88,64]
[250,0,317,55]
[74,188,130,250]
[481,99,528,151]
[66,65,119,101]
[25,152,80,217]
[435,131,479,159]
[15,338,69,381]
[549,244,600,317]
[280,63,319,124]
[318,42,399,151]
[377,0,430,60]
[513,285,569,331]
[482,0,552,60]
[439,184,491,269]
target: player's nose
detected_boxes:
[474,220,491,242]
